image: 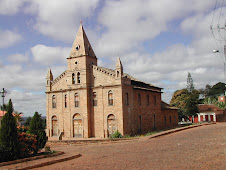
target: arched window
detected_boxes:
[75,93,79,107]
[77,72,80,84]
[72,73,75,84]
[138,93,141,105]
[65,94,67,108]
[93,92,97,106]
[52,95,56,108]
[147,94,149,106]
[108,90,113,105]
[117,71,119,77]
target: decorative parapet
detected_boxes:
[52,70,67,86]
[92,65,115,77]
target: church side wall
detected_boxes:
[123,88,162,136]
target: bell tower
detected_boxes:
[67,24,97,71]
[66,24,97,87]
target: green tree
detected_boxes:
[206,82,226,98]
[184,90,199,117]
[0,99,19,160]
[170,89,188,120]
[29,112,47,152]
[170,89,200,121]
[24,116,32,127]
[187,72,194,93]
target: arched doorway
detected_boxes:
[52,116,58,136]
[73,113,83,138]
[107,114,116,137]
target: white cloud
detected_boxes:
[7,53,29,63]
[31,44,71,65]
[0,64,46,91]
[0,29,22,48]
[0,0,25,15]
[5,90,46,117]
[95,0,216,57]
[24,0,99,42]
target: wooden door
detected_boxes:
[107,114,116,137]
[205,115,208,121]
[73,119,82,138]
[200,115,203,121]
[52,119,57,136]
[210,115,214,121]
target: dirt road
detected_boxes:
[40,123,226,170]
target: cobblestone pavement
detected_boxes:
[3,123,226,170]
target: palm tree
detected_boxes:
[14,111,23,126]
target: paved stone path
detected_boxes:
[2,123,226,169]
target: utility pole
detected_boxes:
[0,88,7,114]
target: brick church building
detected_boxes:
[46,24,178,139]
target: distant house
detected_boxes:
[189,104,226,123]
[0,110,23,127]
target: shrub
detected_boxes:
[18,132,38,158]
[29,112,47,152]
[111,130,123,138]
[17,126,29,133]
[123,134,131,138]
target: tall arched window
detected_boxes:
[77,72,80,84]
[72,73,75,84]
[52,95,56,108]
[93,92,97,106]
[108,90,113,105]
[138,93,141,105]
[75,93,79,107]
[64,94,67,108]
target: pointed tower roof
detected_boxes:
[115,57,123,70]
[46,68,53,80]
[69,24,96,58]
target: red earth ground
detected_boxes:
[3,123,226,170]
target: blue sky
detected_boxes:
[0,0,225,117]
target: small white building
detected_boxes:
[197,104,224,123]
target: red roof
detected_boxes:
[0,110,23,117]
[198,104,224,112]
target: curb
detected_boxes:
[47,137,134,145]
[0,152,64,167]
[18,154,81,170]
[149,122,216,139]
